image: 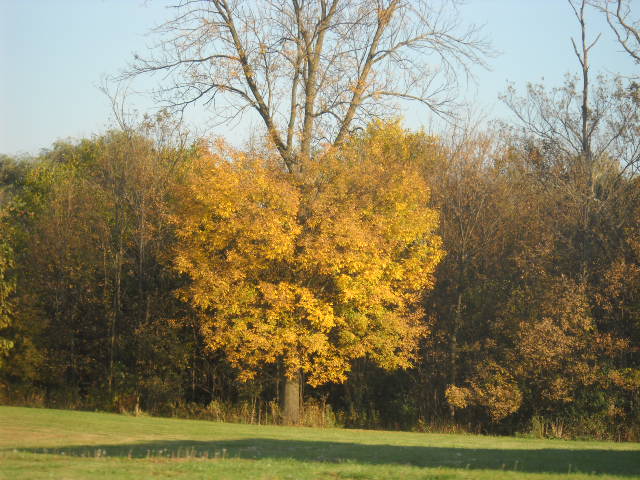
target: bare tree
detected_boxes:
[126,0,491,172]
[570,0,601,163]
[501,0,639,178]
[501,0,640,278]
[593,0,640,65]
[502,1,600,163]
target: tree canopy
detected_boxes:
[172,122,443,387]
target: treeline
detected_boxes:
[0,101,639,440]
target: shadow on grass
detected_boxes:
[15,438,640,476]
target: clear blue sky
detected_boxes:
[1,0,637,156]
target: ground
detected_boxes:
[0,406,638,479]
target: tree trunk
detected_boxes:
[281,370,301,425]
[449,292,462,419]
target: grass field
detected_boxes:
[0,406,638,479]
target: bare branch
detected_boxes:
[126,0,493,167]
[591,0,640,65]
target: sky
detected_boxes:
[1,0,638,156]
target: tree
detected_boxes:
[0,156,23,366]
[171,122,444,423]
[419,130,515,419]
[0,216,15,366]
[502,0,600,163]
[593,0,640,65]
[0,124,198,411]
[0,155,29,207]
[128,0,491,171]
[501,0,640,277]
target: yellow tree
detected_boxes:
[172,122,443,423]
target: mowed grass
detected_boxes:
[0,406,638,480]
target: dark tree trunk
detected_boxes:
[449,291,463,419]
[281,370,301,425]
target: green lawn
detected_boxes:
[0,406,638,479]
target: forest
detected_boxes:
[0,0,639,441]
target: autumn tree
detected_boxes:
[440,125,640,436]
[172,122,443,423]
[0,123,201,411]
[0,157,20,358]
[415,130,513,419]
[0,215,14,366]
[0,155,29,207]
[127,0,487,424]
[0,142,109,402]
[501,0,640,279]
[128,0,491,171]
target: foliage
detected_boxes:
[1,107,639,438]
[0,126,197,409]
[172,122,444,387]
[0,215,15,365]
